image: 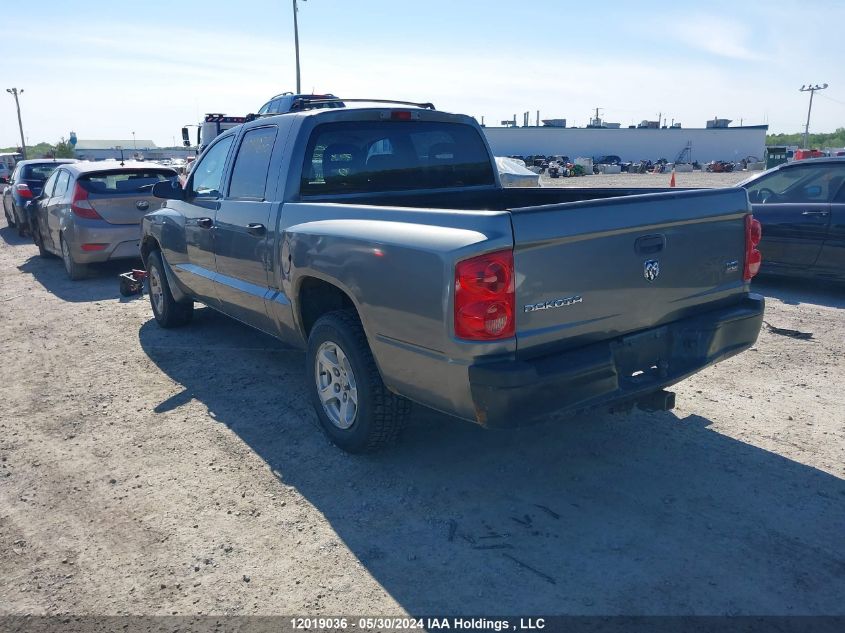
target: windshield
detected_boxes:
[300,120,495,195]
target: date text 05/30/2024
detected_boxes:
[290,617,547,630]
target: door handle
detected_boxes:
[246,223,266,236]
[801,210,829,216]
[197,217,214,229]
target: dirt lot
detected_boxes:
[1,181,844,616]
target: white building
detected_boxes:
[482,125,768,163]
[74,140,194,162]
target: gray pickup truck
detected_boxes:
[142,103,764,452]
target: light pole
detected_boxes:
[293,0,306,93]
[5,87,27,159]
[800,83,828,149]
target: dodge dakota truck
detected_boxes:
[142,101,764,453]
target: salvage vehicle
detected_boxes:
[0,152,23,183]
[738,156,845,281]
[2,159,77,235]
[255,92,345,116]
[182,114,249,154]
[28,161,176,280]
[142,101,765,453]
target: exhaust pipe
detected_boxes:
[637,389,676,412]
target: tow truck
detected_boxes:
[181,114,248,154]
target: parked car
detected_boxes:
[594,155,622,166]
[142,103,763,453]
[256,92,345,115]
[737,156,845,281]
[2,159,77,235]
[0,152,23,183]
[28,161,177,280]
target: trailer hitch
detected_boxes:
[636,389,676,412]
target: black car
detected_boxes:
[2,159,77,236]
[737,157,845,282]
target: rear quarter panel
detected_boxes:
[280,202,514,419]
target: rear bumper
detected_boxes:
[468,294,765,427]
[66,223,142,263]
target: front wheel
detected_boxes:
[306,310,409,453]
[147,250,193,328]
[32,221,50,258]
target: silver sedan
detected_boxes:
[29,161,177,279]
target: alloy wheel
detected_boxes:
[314,341,359,429]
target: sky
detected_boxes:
[1,0,844,148]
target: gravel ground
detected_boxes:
[1,182,844,617]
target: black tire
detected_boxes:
[32,221,50,258]
[306,310,410,453]
[147,250,193,327]
[60,235,87,281]
[4,202,15,227]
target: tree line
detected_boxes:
[766,128,845,148]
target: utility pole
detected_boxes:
[800,83,828,149]
[6,88,27,159]
[293,0,306,93]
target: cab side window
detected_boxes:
[834,179,845,203]
[746,165,845,203]
[228,127,278,200]
[190,136,234,197]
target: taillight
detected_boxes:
[14,183,32,199]
[744,214,762,281]
[391,110,413,120]
[71,183,102,220]
[454,249,515,340]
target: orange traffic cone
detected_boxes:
[669,169,676,187]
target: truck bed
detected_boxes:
[303,185,680,211]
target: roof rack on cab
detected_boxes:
[292,98,436,110]
[245,98,436,121]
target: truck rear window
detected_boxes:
[300,121,495,195]
[79,170,175,194]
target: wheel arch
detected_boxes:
[140,235,160,266]
[295,275,362,339]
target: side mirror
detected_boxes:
[152,180,185,200]
[181,127,190,147]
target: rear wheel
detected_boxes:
[306,310,410,453]
[147,250,193,327]
[14,204,29,236]
[3,202,15,227]
[60,235,87,280]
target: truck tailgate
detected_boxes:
[510,187,752,357]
